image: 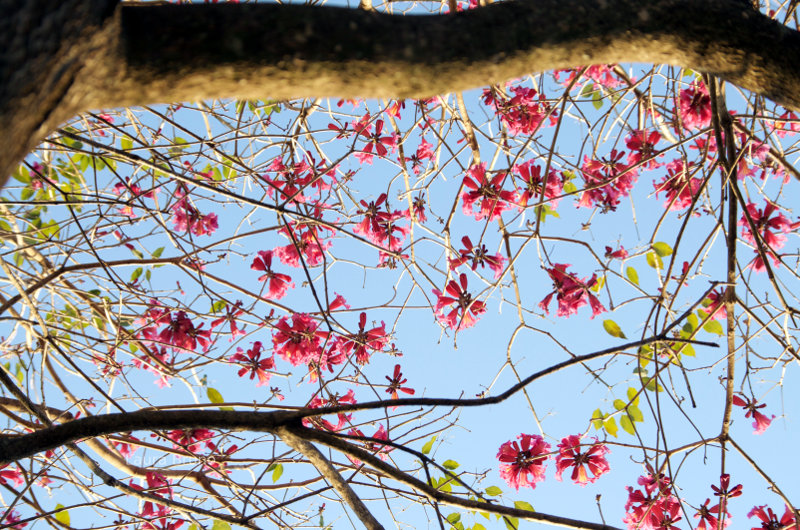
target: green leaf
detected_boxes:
[485,485,502,496]
[207,387,234,411]
[120,137,133,151]
[620,414,635,435]
[446,513,461,524]
[211,300,227,314]
[592,89,603,110]
[131,248,144,259]
[626,387,640,405]
[54,504,70,525]
[613,399,626,411]
[421,436,436,455]
[703,320,724,336]
[443,459,459,470]
[591,408,604,430]
[503,516,520,530]
[603,319,626,339]
[130,267,143,283]
[514,500,535,512]
[151,247,165,258]
[211,520,231,530]
[652,242,673,257]
[272,463,283,482]
[625,266,639,285]
[646,251,663,269]
[605,417,618,436]
[628,404,644,422]
[473,524,486,530]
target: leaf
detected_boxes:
[503,516,520,530]
[604,417,618,437]
[626,386,640,405]
[131,248,144,259]
[130,267,143,283]
[151,247,165,258]
[211,300,227,314]
[207,387,234,411]
[442,459,459,470]
[514,500,535,512]
[646,251,663,269]
[211,521,232,530]
[652,241,673,257]
[703,320,724,336]
[626,266,639,285]
[620,414,635,435]
[628,404,644,422]
[268,463,283,482]
[421,436,436,455]
[54,504,70,525]
[120,137,133,151]
[603,319,626,339]
[613,399,626,411]
[485,485,502,496]
[591,408,604,430]
[592,89,603,110]
[446,513,461,524]
[473,524,486,530]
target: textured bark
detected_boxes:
[2,0,800,183]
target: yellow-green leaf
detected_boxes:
[207,387,234,411]
[646,251,663,269]
[485,485,502,496]
[603,319,627,339]
[443,459,459,470]
[652,242,673,257]
[613,399,626,411]
[604,417,618,437]
[514,500,535,512]
[268,463,283,482]
[54,504,70,525]
[212,521,231,530]
[620,414,635,435]
[703,320,724,336]
[628,404,644,422]
[591,408,604,430]
[626,266,639,285]
[626,387,640,405]
[421,436,436,455]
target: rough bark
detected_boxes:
[2,0,800,183]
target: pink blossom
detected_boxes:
[539,263,605,318]
[654,159,703,211]
[732,395,775,434]
[679,81,712,131]
[385,364,415,400]
[554,435,610,485]
[303,389,356,432]
[579,149,637,211]
[461,163,517,221]
[355,118,398,164]
[496,434,550,490]
[335,312,390,365]
[625,130,663,169]
[272,313,328,366]
[230,341,275,386]
[171,196,218,236]
[449,235,505,279]
[432,273,486,330]
[513,160,563,208]
[748,505,797,530]
[251,249,294,299]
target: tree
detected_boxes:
[0,0,799,529]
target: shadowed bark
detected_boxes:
[2,0,800,183]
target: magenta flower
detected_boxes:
[679,81,712,131]
[625,129,663,169]
[513,160,564,208]
[230,341,275,386]
[539,263,605,318]
[272,313,328,366]
[448,235,506,279]
[251,249,294,299]
[554,435,610,485]
[335,312,390,365]
[460,163,517,221]
[748,505,797,530]
[432,273,486,330]
[496,434,550,490]
[654,159,703,211]
[385,364,415,400]
[695,498,728,530]
[732,394,775,434]
[578,149,637,211]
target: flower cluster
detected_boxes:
[354,193,410,260]
[334,312,390,365]
[748,505,797,530]
[303,389,356,432]
[261,155,334,204]
[230,341,275,386]
[578,150,637,211]
[654,159,703,211]
[678,81,712,131]
[513,160,564,209]
[497,433,609,491]
[271,313,328,366]
[461,163,517,221]
[138,303,212,354]
[739,201,794,272]
[385,364,415,400]
[625,130,663,170]
[482,85,557,135]
[539,263,605,318]
[274,216,333,268]
[623,472,679,529]
[354,116,399,165]
[251,249,294,299]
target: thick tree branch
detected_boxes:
[2,0,800,183]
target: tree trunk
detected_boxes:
[2,0,800,185]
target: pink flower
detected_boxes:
[385,364,415,400]
[732,395,775,434]
[695,498,728,530]
[448,235,506,279]
[274,216,332,268]
[748,505,797,530]
[303,390,356,432]
[496,434,550,490]
[483,85,557,135]
[335,312,390,365]
[554,435,610,485]
[432,273,486,330]
[230,341,275,386]
[272,313,328,366]
[461,163,517,221]
[654,159,702,211]
[579,149,637,211]
[165,429,214,453]
[605,246,628,260]
[739,201,793,271]
[623,473,675,530]
[554,64,622,90]
[679,81,712,131]
[539,263,605,318]
[210,301,246,341]
[355,118,398,164]
[404,138,433,175]
[2,510,26,529]
[625,130,663,169]
[0,464,23,487]
[171,192,218,236]
[513,160,563,208]
[251,250,294,299]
